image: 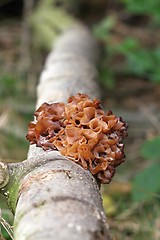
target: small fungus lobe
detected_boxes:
[26,93,128,184]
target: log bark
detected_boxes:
[0,24,111,240]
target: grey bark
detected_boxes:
[0,24,111,240]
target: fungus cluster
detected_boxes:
[26,93,128,184]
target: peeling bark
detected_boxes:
[0,24,111,240]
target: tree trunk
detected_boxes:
[0,24,111,240]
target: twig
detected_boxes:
[0,217,14,240]
[0,209,5,240]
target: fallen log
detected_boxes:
[0,24,112,240]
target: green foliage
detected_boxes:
[99,69,116,90]
[1,211,13,240]
[30,0,75,49]
[94,1,160,89]
[0,132,29,161]
[0,195,13,240]
[93,17,117,90]
[123,0,160,24]
[110,38,160,83]
[0,75,17,99]
[141,136,160,160]
[95,20,160,85]
[132,136,160,203]
[94,17,116,41]
[132,162,160,202]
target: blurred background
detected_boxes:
[0,0,160,239]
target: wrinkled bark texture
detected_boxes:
[12,24,111,240]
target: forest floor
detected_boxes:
[0,5,160,240]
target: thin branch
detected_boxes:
[0,217,14,240]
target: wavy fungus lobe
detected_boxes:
[26,93,128,184]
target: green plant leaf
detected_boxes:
[132,162,160,202]
[99,69,115,90]
[141,136,160,160]
[0,75,17,98]
[1,209,13,239]
[93,16,116,41]
[123,0,160,25]
[116,37,139,53]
